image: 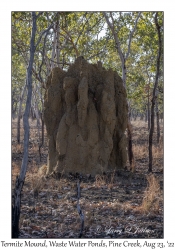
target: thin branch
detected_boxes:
[32,67,46,89]
[75,12,90,46]
[37,29,51,87]
[47,57,71,66]
[61,28,79,57]
[35,23,53,50]
[84,14,104,33]
[103,12,124,65]
[86,50,106,60]
[125,12,141,60]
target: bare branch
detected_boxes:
[37,29,51,87]
[75,12,90,46]
[61,28,80,57]
[35,23,53,50]
[47,57,71,66]
[86,51,105,60]
[125,12,141,59]
[103,12,125,65]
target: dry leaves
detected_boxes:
[12,119,163,238]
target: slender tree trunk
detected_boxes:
[127,121,135,172]
[35,82,45,161]
[32,94,41,126]
[46,56,51,75]
[51,25,57,69]
[30,106,34,120]
[12,12,36,238]
[130,109,133,121]
[145,63,152,131]
[160,112,163,123]
[148,101,154,172]
[32,99,41,143]
[140,114,144,120]
[12,94,18,119]
[126,101,135,171]
[35,104,41,127]
[156,98,160,144]
[56,15,61,69]
[39,113,44,162]
[17,85,26,144]
[145,108,147,122]
[148,12,162,172]
[122,61,135,170]
[148,86,150,130]
[103,12,141,172]
[134,111,137,121]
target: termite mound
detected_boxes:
[44,56,128,176]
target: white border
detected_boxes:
[0,0,174,248]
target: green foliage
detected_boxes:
[12,11,163,118]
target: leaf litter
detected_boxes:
[12,119,163,238]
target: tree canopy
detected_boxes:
[12,11,163,119]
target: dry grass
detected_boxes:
[31,174,45,197]
[133,144,148,158]
[140,174,161,213]
[12,118,163,238]
[38,164,48,176]
[14,143,23,153]
[108,170,116,189]
[131,120,146,127]
[27,164,48,197]
[95,174,108,187]
[95,170,116,189]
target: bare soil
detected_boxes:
[12,118,163,238]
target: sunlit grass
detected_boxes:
[139,174,161,213]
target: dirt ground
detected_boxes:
[12,118,163,238]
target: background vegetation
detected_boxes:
[12,12,163,125]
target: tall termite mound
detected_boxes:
[44,56,128,176]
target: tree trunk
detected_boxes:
[103,12,141,172]
[32,93,41,127]
[29,105,36,121]
[156,98,160,144]
[12,95,18,119]
[56,14,61,69]
[148,12,162,172]
[12,12,36,238]
[140,113,144,120]
[127,121,135,172]
[122,60,127,89]
[39,113,44,162]
[35,104,41,127]
[32,99,41,144]
[145,108,148,122]
[17,85,26,144]
[148,98,155,172]
[35,82,45,160]
[134,111,137,121]
[126,101,135,171]
[130,109,133,121]
[148,88,150,130]
[51,24,57,69]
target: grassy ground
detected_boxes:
[12,118,163,238]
